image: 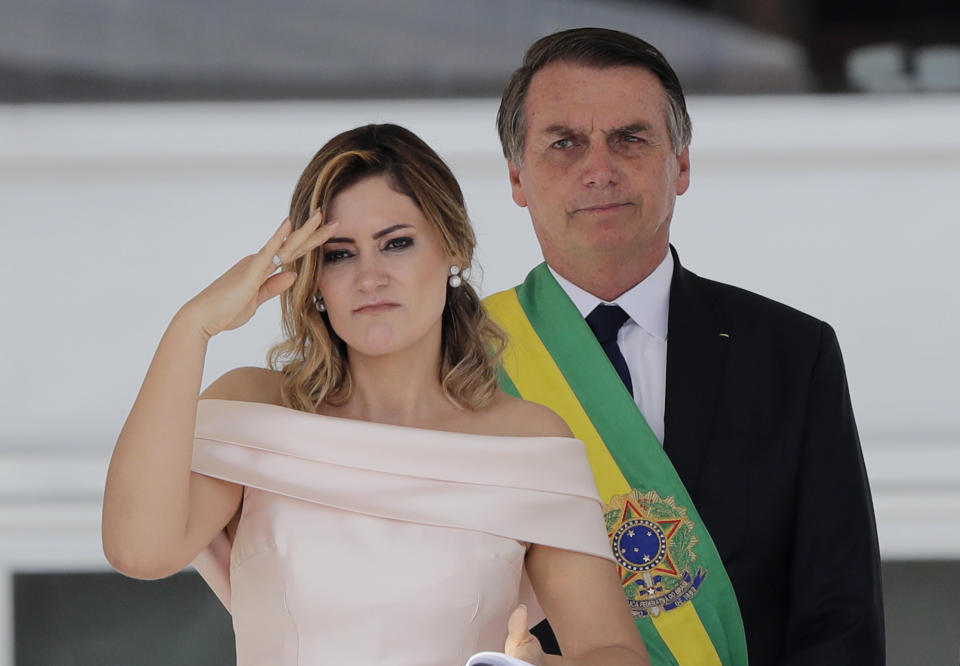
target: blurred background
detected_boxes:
[2,0,959,664]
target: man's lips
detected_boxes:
[353,302,400,314]
[574,202,634,213]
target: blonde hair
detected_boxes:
[268,124,506,412]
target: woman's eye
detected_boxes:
[323,249,352,263]
[383,237,413,251]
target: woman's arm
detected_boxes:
[102,212,335,579]
[102,308,240,579]
[519,545,650,666]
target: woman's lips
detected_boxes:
[353,302,400,314]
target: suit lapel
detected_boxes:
[663,246,729,495]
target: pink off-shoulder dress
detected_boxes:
[191,399,613,666]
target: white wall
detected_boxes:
[1,98,959,659]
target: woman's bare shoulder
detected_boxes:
[481,391,573,438]
[199,366,284,406]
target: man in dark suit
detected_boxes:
[494,27,884,664]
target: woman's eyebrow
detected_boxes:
[372,223,413,240]
[325,223,414,244]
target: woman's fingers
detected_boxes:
[261,218,291,255]
[257,270,298,307]
[287,220,340,263]
[216,211,332,329]
[267,208,329,268]
[184,216,307,338]
[256,218,294,276]
[278,208,323,255]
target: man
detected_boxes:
[485,28,884,665]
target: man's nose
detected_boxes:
[580,143,621,188]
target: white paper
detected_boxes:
[465,652,535,666]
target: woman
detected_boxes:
[102,124,648,666]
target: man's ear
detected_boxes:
[508,161,528,208]
[675,146,691,196]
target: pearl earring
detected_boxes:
[314,292,326,312]
[448,265,462,288]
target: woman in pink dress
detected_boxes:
[102,124,649,666]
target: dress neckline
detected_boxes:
[197,398,576,443]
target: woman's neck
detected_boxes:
[333,341,455,428]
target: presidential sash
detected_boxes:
[485,264,748,666]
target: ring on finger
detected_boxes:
[272,254,283,268]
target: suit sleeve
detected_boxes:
[783,322,885,664]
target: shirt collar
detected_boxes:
[548,251,673,341]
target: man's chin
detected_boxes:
[579,226,642,251]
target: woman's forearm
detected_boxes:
[102,307,210,576]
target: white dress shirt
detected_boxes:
[548,251,673,444]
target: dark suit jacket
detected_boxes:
[532,247,884,665]
[661,246,884,664]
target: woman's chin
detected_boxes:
[343,320,440,361]
[348,331,404,358]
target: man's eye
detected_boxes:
[551,138,574,150]
[383,237,413,251]
[323,249,352,263]
[621,134,644,143]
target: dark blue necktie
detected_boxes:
[586,304,633,396]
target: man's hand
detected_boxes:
[504,605,545,665]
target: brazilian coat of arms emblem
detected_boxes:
[604,488,707,618]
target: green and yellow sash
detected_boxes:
[485,264,748,666]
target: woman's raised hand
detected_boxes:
[181,210,338,339]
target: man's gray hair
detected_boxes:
[497,27,693,165]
